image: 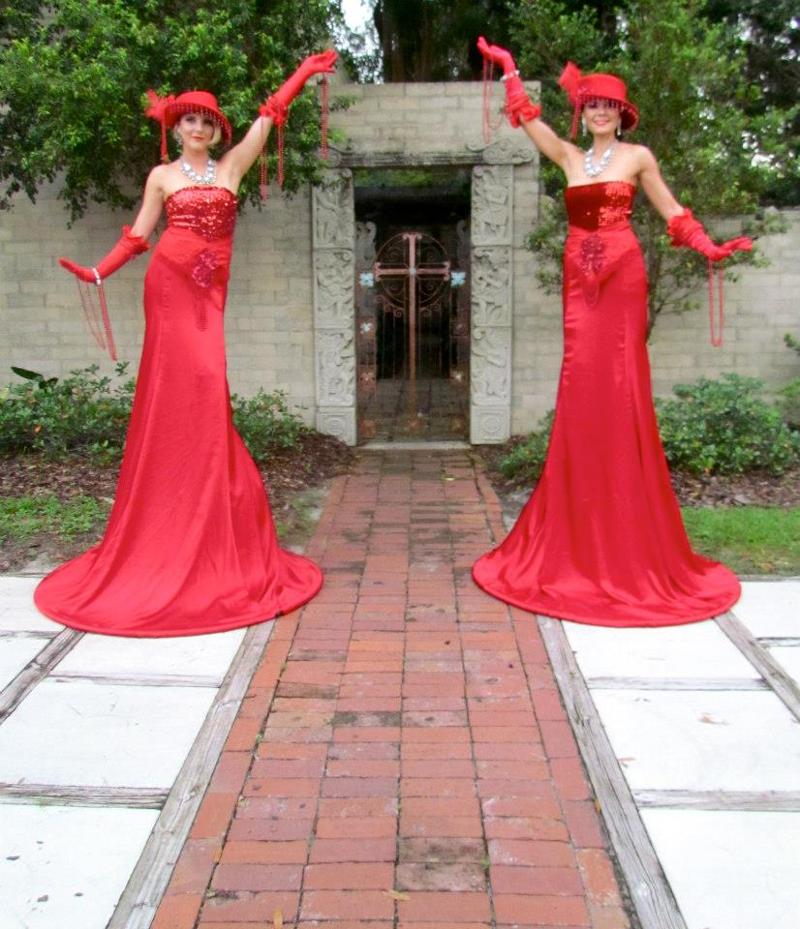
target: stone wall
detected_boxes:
[1,78,797,440]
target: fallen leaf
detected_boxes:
[385,889,411,901]
[273,909,283,929]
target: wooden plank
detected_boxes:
[0,630,56,639]
[0,783,168,809]
[757,637,800,648]
[634,789,800,812]
[716,612,800,723]
[51,671,222,689]
[107,621,273,929]
[0,629,82,723]
[586,675,766,691]
[537,615,688,929]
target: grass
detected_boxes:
[682,506,800,575]
[0,495,110,544]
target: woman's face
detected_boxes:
[175,113,218,154]
[583,98,621,136]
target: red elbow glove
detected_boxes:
[667,209,752,262]
[59,226,149,283]
[476,37,540,129]
[259,50,337,125]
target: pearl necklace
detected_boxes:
[180,158,217,185]
[584,144,616,178]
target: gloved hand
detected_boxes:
[260,50,338,125]
[668,209,753,262]
[59,226,149,283]
[477,36,540,128]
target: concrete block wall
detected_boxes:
[0,179,317,425]
[509,207,800,429]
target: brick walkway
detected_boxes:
[151,450,631,929]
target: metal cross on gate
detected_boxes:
[373,232,451,397]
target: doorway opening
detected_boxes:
[354,167,471,442]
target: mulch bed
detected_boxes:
[0,431,354,572]
[474,441,800,508]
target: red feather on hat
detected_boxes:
[558,62,583,104]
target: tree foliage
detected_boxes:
[373,0,511,81]
[509,0,795,331]
[0,0,341,218]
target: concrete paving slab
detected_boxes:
[54,627,245,683]
[0,678,216,788]
[592,688,800,792]
[564,620,759,681]
[642,808,800,929]
[733,581,800,638]
[0,803,159,929]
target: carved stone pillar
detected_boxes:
[470,164,514,443]
[312,169,357,445]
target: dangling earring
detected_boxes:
[172,128,183,148]
[615,125,623,140]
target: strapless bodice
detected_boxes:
[165,186,237,240]
[565,181,635,231]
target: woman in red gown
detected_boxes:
[472,39,752,627]
[35,53,337,637]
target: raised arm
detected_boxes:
[220,50,338,188]
[477,37,575,172]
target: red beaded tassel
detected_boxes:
[708,260,724,347]
[76,280,118,361]
[320,74,329,160]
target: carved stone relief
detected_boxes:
[313,249,353,325]
[312,169,357,444]
[471,326,511,404]
[472,248,511,327]
[471,165,513,246]
[470,161,514,443]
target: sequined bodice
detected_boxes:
[565,181,635,231]
[165,186,237,240]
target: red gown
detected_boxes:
[473,180,740,627]
[35,186,323,637]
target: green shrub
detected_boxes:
[779,379,800,430]
[0,367,307,463]
[230,389,306,463]
[499,410,555,483]
[0,365,134,459]
[656,373,800,475]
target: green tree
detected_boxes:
[0,0,341,218]
[509,0,793,332]
[373,0,512,81]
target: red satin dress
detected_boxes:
[473,180,740,627]
[35,186,323,637]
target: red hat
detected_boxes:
[145,90,233,163]
[558,62,639,139]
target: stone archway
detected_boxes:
[311,142,529,446]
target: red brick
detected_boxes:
[396,862,487,892]
[227,818,314,841]
[224,716,263,751]
[489,839,576,868]
[300,890,395,920]
[576,849,622,907]
[166,838,220,895]
[189,793,237,839]
[202,891,299,922]
[476,760,549,781]
[402,760,474,779]
[219,840,308,865]
[401,798,480,818]
[327,759,400,778]
[211,863,302,892]
[317,797,399,818]
[484,816,569,842]
[490,865,583,895]
[250,758,326,778]
[400,815,483,839]
[235,797,315,819]
[401,779,477,798]
[398,838,485,864]
[242,777,320,798]
[397,892,492,922]
[493,894,590,925]
[321,776,398,798]
[208,753,251,793]
[481,796,561,819]
[590,904,631,928]
[563,800,605,848]
[152,893,203,929]
[309,838,397,863]
[551,757,591,801]
[540,720,579,758]
[333,726,401,742]
[316,816,397,839]
[304,862,395,890]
